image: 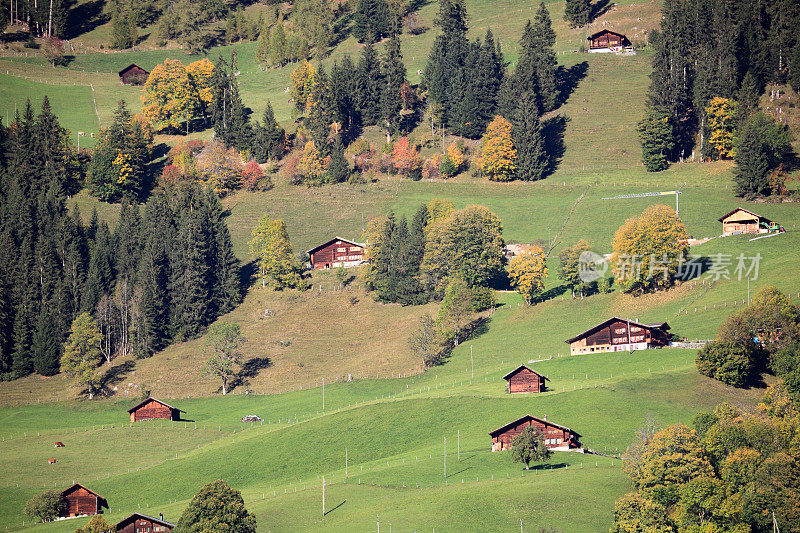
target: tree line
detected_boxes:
[0,99,241,384]
[638,0,798,197]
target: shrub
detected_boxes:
[242,161,272,191]
[696,340,757,388]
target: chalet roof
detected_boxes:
[502,364,549,382]
[127,397,185,414]
[62,483,108,504]
[306,237,366,255]
[118,63,149,76]
[116,513,175,530]
[564,317,670,344]
[488,414,581,438]
[718,207,771,223]
[587,29,628,40]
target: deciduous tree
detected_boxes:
[204,322,246,396]
[248,215,304,289]
[141,59,194,132]
[480,116,516,181]
[24,490,67,523]
[176,479,256,532]
[558,239,590,298]
[705,97,738,159]
[508,246,547,304]
[60,313,104,399]
[511,426,552,469]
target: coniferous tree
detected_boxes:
[531,3,558,113]
[326,136,350,183]
[354,0,391,43]
[423,0,469,127]
[170,206,211,341]
[32,310,61,376]
[512,94,547,181]
[82,222,115,314]
[212,52,254,152]
[564,0,590,28]
[380,34,407,135]
[329,57,360,141]
[268,23,288,67]
[253,102,285,163]
[790,42,800,93]
[637,107,675,172]
[355,42,384,127]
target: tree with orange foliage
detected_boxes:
[298,140,326,183]
[141,59,194,132]
[480,116,516,181]
[392,137,423,177]
[290,60,316,113]
[196,140,243,195]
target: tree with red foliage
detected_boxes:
[392,137,422,177]
[242,161,272,191]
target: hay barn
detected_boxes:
[502,365,549,394]
[128,397,184,423]
[61,483,107,517]
[307,237,365,269]
[118,64,149,85]
[116,512,175,532]
[489,414,581,451]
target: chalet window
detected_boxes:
[349,247,360,251]
[337,247,346,252]
[614,328,626,334]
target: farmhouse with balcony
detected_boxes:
[489,414,581,451]
[565,317,671,355]
[587,30,631,52]
[307,237,366,269]
[116,512,175,532]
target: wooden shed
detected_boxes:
[489,414,581,451]
[61,483,107,517]
[502,365,549,394]
[587,30,631,52]
[306,237,365,269]
[118,64,149,85]
[128,397,184,423]
[718,208,778,236]
[565,317,671,355]
[116,512,175,533]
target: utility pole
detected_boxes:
[470,345,473,379]
[443,436,446,478]
[322,476,325,517]
[322,377,324,413]
[345,447,348,479]
[457,430,460,462]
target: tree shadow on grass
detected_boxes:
[536,284,569,304]
[66,0,109,39]
[100,359,136,396]
[542,114,569,177]
[228,356,273,392]
[590,0,613,23]
[556,61,588,108]
[526,462,568,471]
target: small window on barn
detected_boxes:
[350,247,361,251]
[337,247,346,252]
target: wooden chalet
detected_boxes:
[718,208,779,236]
[587,29,631,52]
[307,237,366,270]
[128,397,184,423]
[502,365,549,394]
[116,512,175,533]
[60,483,108,517]
[489,414,581,451]
[565,317,671,355]
[118,64,149,86]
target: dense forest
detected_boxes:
[0,99,241,382]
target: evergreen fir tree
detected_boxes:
[512,94,547,181]
[531,3,558,112]
[563,0,590,28]
[790,42,800,93]
[170,200,211,341]
[253,102,286,163]
[329,57,360,141]
[82,223,115,313]
[32,310,61,376]
[354,0,390,43]
[205,188,241,315]
[255,22,270,68]
[380,34,407,135]
[268,23,287,67]
[326,136,350,183]
[356,42,384,127]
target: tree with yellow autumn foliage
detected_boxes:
[508,246,548,304]
[298,140,326,183]
[611,204,689,294]
[479,116,516,181]
[705,97,738,160]
[186,58,216,123]
[290,60,316,113]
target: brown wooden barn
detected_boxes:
[116,512,175,532]
[128,397,184,423]
[118,64,149,85]
[587,29,631,52]
[489,414,581,451]
[61,483,108,517]
[306,237,365,269]
[502,365,549,394]
[718,208,779,236]
[565,317,671,355]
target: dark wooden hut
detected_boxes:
[306,237,365,269]
[587,29,631,52]
[118,64,149,85]
[61,483,108,517]
[128,397,184,423]
[502,365,549,394]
